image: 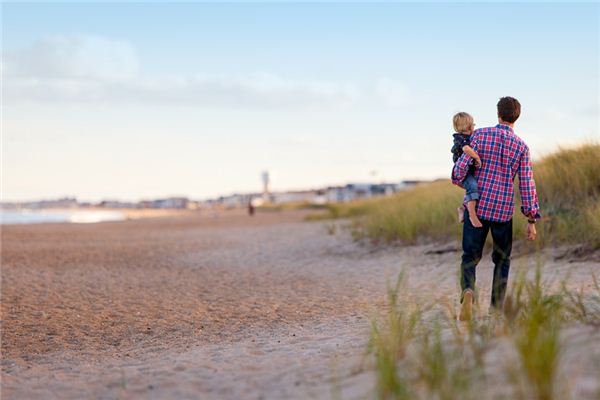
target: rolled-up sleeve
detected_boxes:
[452,154,471,185]
[452,132,478,185]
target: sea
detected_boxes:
[0,209,127,225]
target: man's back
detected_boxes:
[455,97,539,320]
[453,124,540,222]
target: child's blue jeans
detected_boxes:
[463,173,479,202]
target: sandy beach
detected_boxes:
[1,210,599,399]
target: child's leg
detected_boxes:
[466,200,482,227]
[457,205,465,223]
[463,174,482,228]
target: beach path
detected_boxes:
[1,210,598,399]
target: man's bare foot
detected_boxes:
[457,207,465,223]
[469,213,483,228]
[459,290,474,321]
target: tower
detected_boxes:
[261,171,270,202]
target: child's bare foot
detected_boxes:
[457,206,465,223]
[466,200,483,227]
[469,213,483,228]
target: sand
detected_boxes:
[1,209,599,399]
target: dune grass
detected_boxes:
[415,325,477,400]
[368,276,420,399]
[369,268,600,400]
[533,143,600,248]
[504,269,564,400]
[257,201,327,212]
[312,143,600,248]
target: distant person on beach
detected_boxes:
[452,96,540,321]
[451,112,483,228]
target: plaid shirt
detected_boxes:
[452,124,540,222]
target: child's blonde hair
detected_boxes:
[453,112,474,133]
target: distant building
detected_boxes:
[271,190,319,204]
[215,193,258,209]
[3,197,80,210]
[98,200,138,209]
[135,197,190,209]
[325,181,421,203]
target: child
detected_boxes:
[451,112,483,228]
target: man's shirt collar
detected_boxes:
[496,123,514,134]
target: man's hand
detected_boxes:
[527,222,537,241]
[473,156,482,168]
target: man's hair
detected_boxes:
[453,112,474,133]
[497,96,521,123]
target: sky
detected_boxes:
[2,2,599,202]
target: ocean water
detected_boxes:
[0,209,126,225]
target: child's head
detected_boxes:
[453,112,475,134]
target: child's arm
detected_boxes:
[462,145,481,167]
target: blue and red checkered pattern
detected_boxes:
[452,124,541,222]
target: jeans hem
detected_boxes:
[465,193,480,202]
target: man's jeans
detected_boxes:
[461,209,513,309]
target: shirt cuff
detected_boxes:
[522,208,541,220]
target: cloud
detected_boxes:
[374,77,410,107]
[4,35,359,109]
[578,104,599,117]
[5,35,139,81]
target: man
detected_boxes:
[452,96,540,320]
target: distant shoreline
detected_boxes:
[0,207,192,225]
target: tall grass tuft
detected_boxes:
[504,268,564,400]
[368,275,420,399]
[369,276,479,400]
[416,326,475,400]
[561,272,600,326]
[533,143,600,248]
[366,266,600,399]
[534,143,600,213]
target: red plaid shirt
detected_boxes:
[452,124,540,222]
